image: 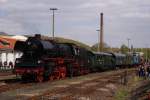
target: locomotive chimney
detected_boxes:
[35,34,41,40]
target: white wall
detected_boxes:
[1,53,6,65]
[0,51,22,69]
[7,53,14,63]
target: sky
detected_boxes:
[0,0,150,48]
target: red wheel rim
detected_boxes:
[56,71,61,79]
[36,75,43,82]
[49,75,54,81]
[61,72,66,79]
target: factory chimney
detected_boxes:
[100,13,104,52]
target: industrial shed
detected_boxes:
[0,35,27,69]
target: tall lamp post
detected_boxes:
[50,8,58,40]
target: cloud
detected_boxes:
[0,0,150,47]
[0,0,7,3]
[0,18,26,34]
[122,12,150,18]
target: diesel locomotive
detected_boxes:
[14,34,142,82]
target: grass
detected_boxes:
[133,76,143,82]
[115,88,128,100]
[115,75,145,100]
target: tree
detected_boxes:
[91,43,111,52]
[120,44,128,54]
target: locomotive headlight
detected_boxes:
[27,42,31,45]
[37,60,42,64]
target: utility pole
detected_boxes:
[50,8,58,40]
[145,44,148,62]
[100,13,104,52]
[127,38,131,52]
[96,29,100,52]
[131,44,133,52]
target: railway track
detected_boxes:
[0,68,136,100]
[30,68,136,100]
[0,78,37,93]
[129,79,150,100]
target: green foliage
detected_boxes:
[133,76,143,82]
[134,48,150,60]
[120,44,129,54]
[91,43,111,52]
[115,88,128,100]
[91,43,99,52]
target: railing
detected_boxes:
[0,65,14,70]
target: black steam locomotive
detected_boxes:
[14,34,142,82]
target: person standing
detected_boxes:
[147,66,150,78]
[138,65,142,77]
[138,65,145,77]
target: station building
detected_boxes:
[0,35,27,69]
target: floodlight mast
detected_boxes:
[50,8,58,40]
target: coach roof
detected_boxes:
[93,52,113,56]
[111,53,126,57]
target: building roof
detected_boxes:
[11,35,27,41]
[0,37,17,50]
